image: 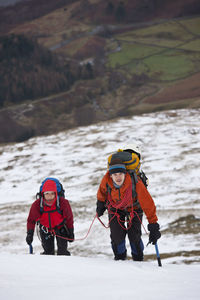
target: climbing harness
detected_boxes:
[97,210,148,234]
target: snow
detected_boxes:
[0,254,200,300]
[0,108,200,299]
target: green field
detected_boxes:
[107,16,200,82]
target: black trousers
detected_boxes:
[39,226,70,255]
[109,210,144,259]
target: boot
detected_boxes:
[132,252,144,261]
[130,240,144,261]
[114,250,127,261]
[40,251,55,255]
[112,241,127,261]
[57,249,71,256]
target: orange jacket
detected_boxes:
[97,171,158,224]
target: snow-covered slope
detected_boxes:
[0,254,200,300]
[0,108,200,299]
[0,108,200,260]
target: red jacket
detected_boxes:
[97,171,158,224]
[27,179,74,231]
[27,197,74,231]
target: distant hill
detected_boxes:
[0,34,93,107]
[0,0,200,143]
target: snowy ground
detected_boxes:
[0,108,200,299]
[1,254,200,300]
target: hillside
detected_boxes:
[0,108,200,264]
[0,108,200,299]
[0,0,200,143]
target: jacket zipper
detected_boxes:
[48,212,52,230]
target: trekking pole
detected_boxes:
[155,243,162,267]
[29,244,33,254]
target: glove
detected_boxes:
[58,226,69,237]
[96,200,106,217]
[148,223,161,245]
[26,229,34,245]
[67,227,74,243]
[56,225,74,242]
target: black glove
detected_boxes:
[26,229,34,245]
[56,225,74,242]
[58,226,69,237]
[67,227,74,243]
[96,200,106,217]
[148,223,161,245]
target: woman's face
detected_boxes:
[44,192,56,206]
[111,172,125,186]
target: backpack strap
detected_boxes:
[139,170,149,187]
[35,191,43,213]
[129,171,141,209]
[56,196,61,214]
[106,183,111,205]
[129,171,137,199]
[39,195,43,214]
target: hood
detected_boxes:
[42,179,58,200]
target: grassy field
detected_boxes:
[2,6,200,143]
[107,16,200,82]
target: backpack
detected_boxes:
[108,150,140,174]
[107,150,149,188]
[36,177,65,213]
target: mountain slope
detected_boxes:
[0,108,200,264]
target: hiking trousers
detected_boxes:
[109,210,144,260]
[39,225,70,255]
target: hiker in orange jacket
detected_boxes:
[96,158,161,261]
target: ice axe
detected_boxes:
[146,241,162,267]
[29,244,33,254]
[155,242,162,267]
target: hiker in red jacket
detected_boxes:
[26,179,74,255]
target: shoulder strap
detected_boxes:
[106,183,112,203]
[129,171,142,209]
[139,170,149,187]
[129,171,137,199]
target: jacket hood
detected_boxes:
[42,179,58,199]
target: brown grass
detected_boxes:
[144,72,200,104]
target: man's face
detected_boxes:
[111,172,125,186]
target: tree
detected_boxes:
[115,1,126,22]
[106,1,114,15]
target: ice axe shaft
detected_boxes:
[29,244,33,254]
[155,243,162,267]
